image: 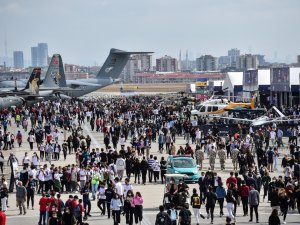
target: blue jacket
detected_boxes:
[216,186,226,199]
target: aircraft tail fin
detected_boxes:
[23,67,42,94]
[250,94,256,109]
[43,54,67,88]
[96,48,153,79]
[272,106,285,117]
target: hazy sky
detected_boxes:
[0,0,299,66]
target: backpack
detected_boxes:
[180,209,190,225]
[156,212,169,225]
[192,196,201,207]
[167,208,177,221]
[73,204,81,218]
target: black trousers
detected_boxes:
[98,199,106,214]
[217,198,224,214]
[112,210,121,225]
[141,171,147,184]
[206,205,215,221]
[134,205,143,223]
[148,169,153,182]
[153,171,159,182]
[241,197,248,215]
[106,202,111,218]
[125,207,134,225]
[161,170,166,183]
[27,191,34,208]
[250,205,258,221]
[83,199,91,217]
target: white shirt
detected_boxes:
[23,156,30,164]
[116,158,126,171]
[98,187,106,199]
[38,170,45,181]
[32,155,39,166]
[123,183,133,197]
[79,169,86,181]
[270,131,276,139]
[114,182,124,196]
[196,130,201,139]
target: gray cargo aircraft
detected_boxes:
[62,48,153,97]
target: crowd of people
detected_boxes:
[0,95,298,225]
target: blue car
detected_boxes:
[166,155,200,183]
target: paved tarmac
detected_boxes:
[3,121,299,225]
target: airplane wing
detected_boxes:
[224,107,266,113]
[209,115,254,122]
[69,81,103,89]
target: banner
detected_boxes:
[271,67,290,92]
[244,69,258,86]
[195,78,209,94]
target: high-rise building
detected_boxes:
[31,47,38,67]
[37,43,48,66]
[218,56,230,69]
[31,43,48,67]
[13,51,24,68]
[297,55,300,66]
[196,55,218,71]
[255,54,266,65]
[236,54,259,70]
[156,55,178,72]
[228,48,240,67]
[123,54,152,82]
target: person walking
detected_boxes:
[0,182,8,212]
[80,182,91,219]
[178,203,192,225]
[133,191,144,225]
[239,181,250,216]
[216,182,226,217]
[155,205,171,225]
[16,181,27,215]
[111,193,122,225]
[124,190,134,225]
[190,188,205,225]
[268,209,281,225]
[279,191,289,224]
[167,203,177,225]
[225,190,235,221]
[248,184,259,223]
[25,175,36,210]
[205,186,217,224]
[209,147,217,171]
[105,184,114,219]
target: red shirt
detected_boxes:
[39,197,48,212]
[71,200,78,210]
[239,185,250,197]
[79,203,85,213]
[0,211,6,225]
[226,176,237,186]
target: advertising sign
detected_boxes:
[195,78,209,94]
[270,67,290,92]
[244,69,258,86]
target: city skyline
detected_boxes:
[0,0,299,66]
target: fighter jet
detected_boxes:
[0,48,153,98]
